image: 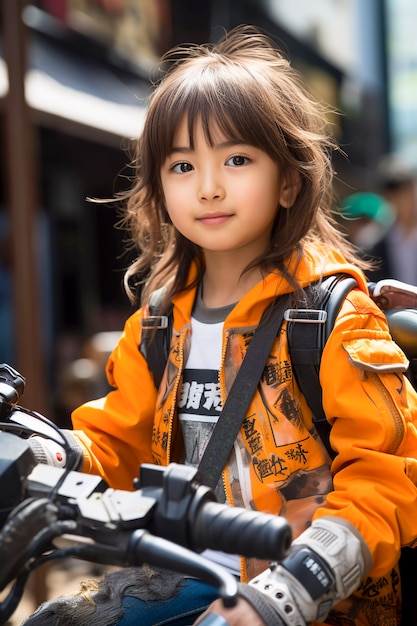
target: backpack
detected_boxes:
[287,274,417,458]
[140,274,417,626]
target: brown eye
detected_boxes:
[172,162,193,173]
[226,155,249,167]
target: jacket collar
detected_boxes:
[170,244,368,330]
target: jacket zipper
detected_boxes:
[218,329,249,582]
[166,327,188,462]
[371,372,405,454]
[218,329,233,505]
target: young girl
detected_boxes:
[27,24,417,626]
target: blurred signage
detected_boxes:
[38,0,170,71]
[385,0,417,164]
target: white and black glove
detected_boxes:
[29,432,83,470]
[29,436,67,468]
[239,516,371,626]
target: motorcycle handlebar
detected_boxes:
[0,364,292,625]
[0,448,292,623]
[23,461,292,564]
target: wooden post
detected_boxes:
[1,0,48,416]
[1,0,49,610]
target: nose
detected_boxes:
[198,167,225,202]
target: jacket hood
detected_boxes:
[297,243,368,290]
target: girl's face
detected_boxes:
[160,116,296,262]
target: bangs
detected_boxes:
[144,59,282,168]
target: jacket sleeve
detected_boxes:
[70,309,157,490]
[316,288,417,577]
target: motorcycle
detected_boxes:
[0,363,292,625]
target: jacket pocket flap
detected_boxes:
[342,330,409,374]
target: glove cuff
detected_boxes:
[61,430,84,470]
[238,582,288,626]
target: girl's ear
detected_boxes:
[279,171,301,208]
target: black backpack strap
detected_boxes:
[140,287,173,389]
[287,274,358,459]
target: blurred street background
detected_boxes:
[1,0,417,622]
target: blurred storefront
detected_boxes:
[384,0,417,166]
[0,0,398,416]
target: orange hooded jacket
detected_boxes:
[71,244,417,623]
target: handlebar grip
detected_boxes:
[192,501,292,562]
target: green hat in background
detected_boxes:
[340,192,395,226]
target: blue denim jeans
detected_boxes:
[117,577,220,626]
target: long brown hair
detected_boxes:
[119,24,365,310]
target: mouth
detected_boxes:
[197,213,234,226]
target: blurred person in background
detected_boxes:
[364,155,417,285]
[339,191,394,251]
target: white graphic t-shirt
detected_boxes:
[178,317,223,467]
